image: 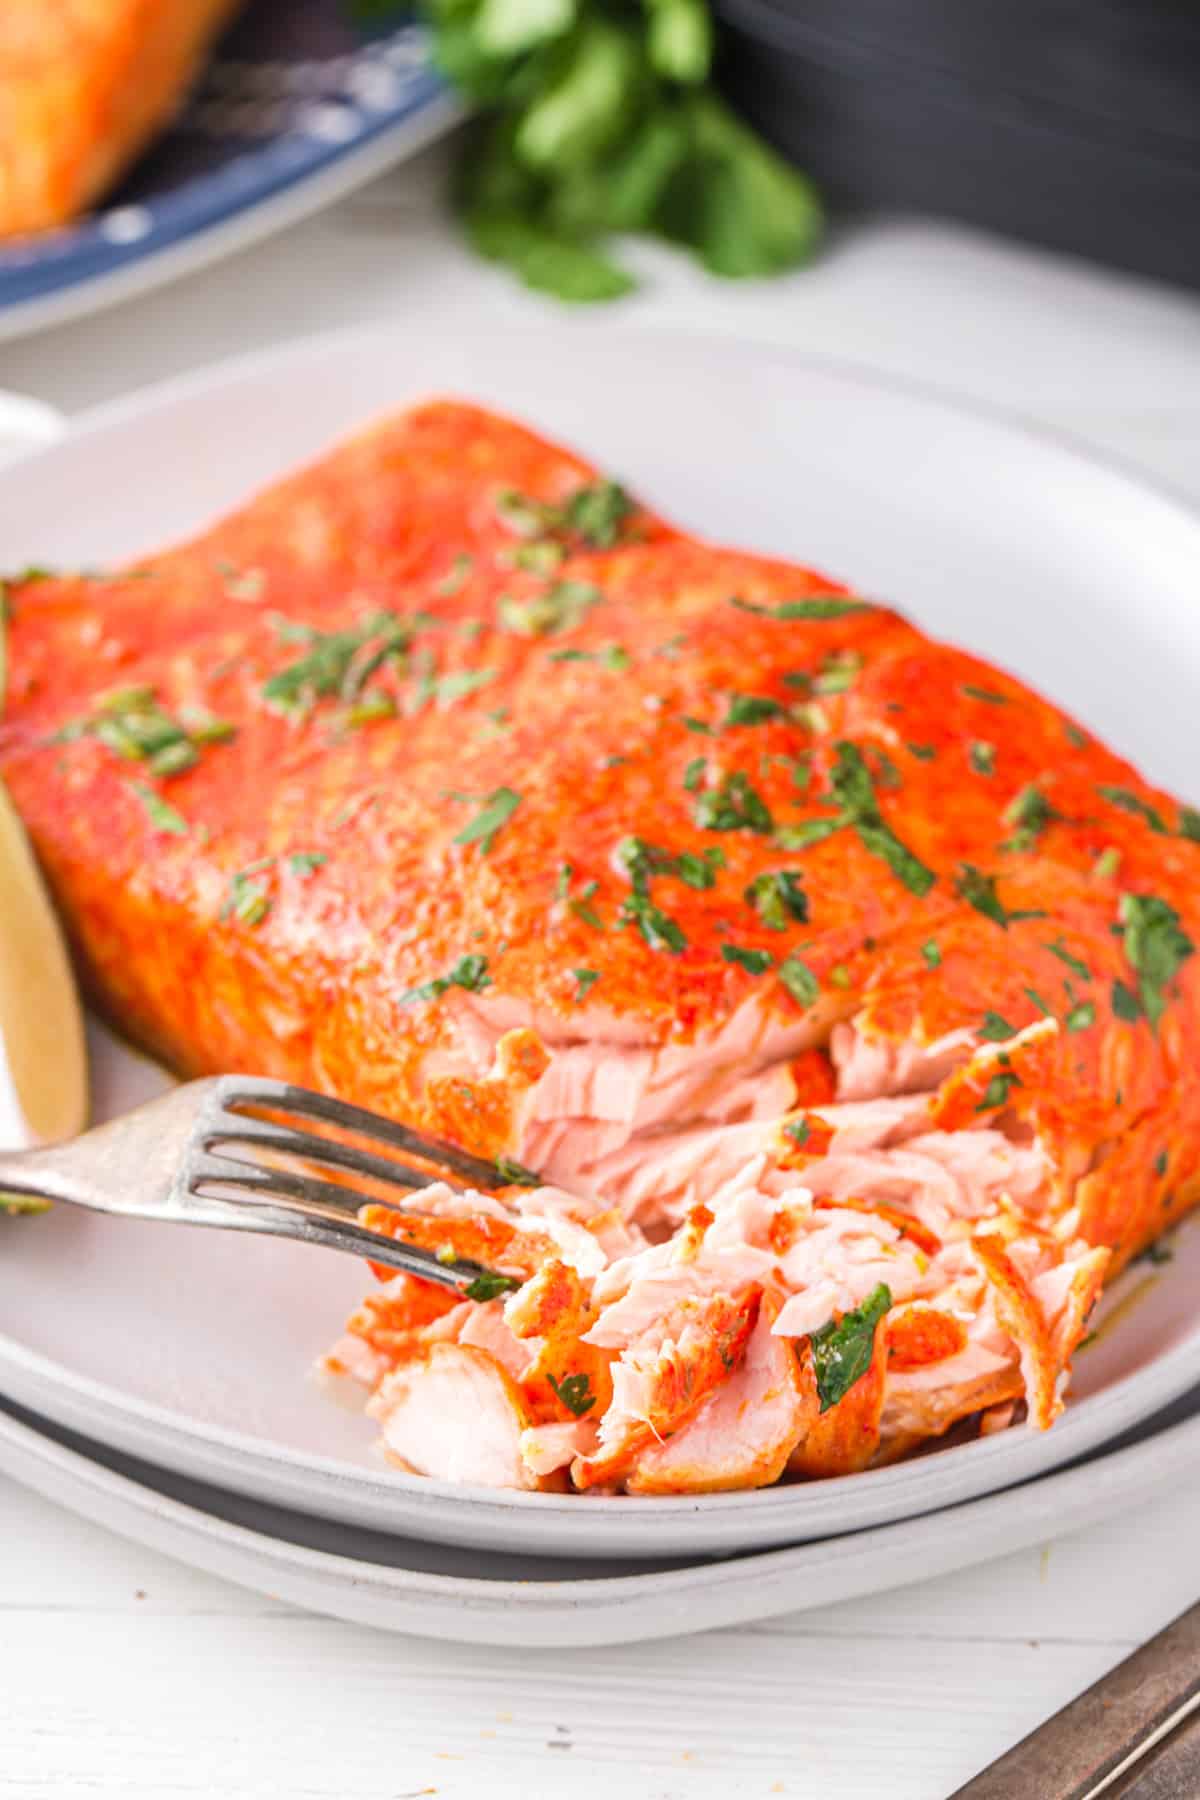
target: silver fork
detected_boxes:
[0,1075,530,1298]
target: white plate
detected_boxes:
[3,1384,1200,1646]
[2,327,1200,1559]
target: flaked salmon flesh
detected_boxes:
[3,400,1198,1494]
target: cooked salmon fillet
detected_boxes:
[0,1,240,235]
[3,399,1199,1494]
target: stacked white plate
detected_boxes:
[3,330,1200,1642]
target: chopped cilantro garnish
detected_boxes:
[681,716,713,734]
[499,580,602,637]
[906,742,937,762]
[1002,784,1060,852]
[1097,785,1168,834]
[784,1117,810,1148]
[744,869,809,930]
[129,782,188,838]
[400,953,492,1006]
[1044,939,1091,981]
[1154,1150,1169,1178]
[548,1371,596,1417]
[58,686,232,777]
[496,481,633,550]
[682,755,706,793]
[921,939,941,969]
[1111,979,1141,1023]
[962,684,1009,705]
[1065,1001,1096,1032]
[464,1270,521,1303]
[288,852,327,877]
[725,693,786,727]
[968,741,996,777]
[693,770,774,834]
[830,742,936,897]
[774,814,844,851]
[1119,892,1194,1027]
[221,867,272,926]
[1094,847,1122,881]
[779,954,819,1007]
[495,1156,540,1187]
[620,893,687,952]
[1179,807,1200,843]
[1063,721,1088,748]
[1023,986,1052,1016]
[454,786,522,854]
[979,1011,1015,1041]
[262,611,410,717]
[954,864,1045,929]
[573,968,601,999]
[434,552,473,596]
[427,667,500,706]
[730,594,873,621]
[722,944,774,974]
[976,1071,1021,1112]
[810,1283,891,1412]
[813,650,862,695]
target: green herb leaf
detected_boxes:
[548,1370,596,1416]
[954,864,1045,929]
[499,580,602,637]
[455,786,522,853]
[721,943,773,974]
[979,1011,1015,1041]
[779,954,819,1007]
[1119,892,1194,1027]
[1097,784,1168,834]
[1003,784,1060,852]
[976,1071,1022,1112]
[693,770,773,834]
[495,1155,540,1186]
[400,953,493,1005]
[129,782,188,837]
[619,891,687,952]
[1044,939,1091,982]
[1065,1001,1096,1032]
[1111,979,1142,1023]
[288,852,327,877]
[262,611,410,717]
[573,967,601,998]
[809,1283,891,1412]
[724,693,786,727]
[921,939,941,969]
[1179,806,1200,843]
[968,741,996,777]
[962,684,1009,706]
[464,1270,522,1303]
[774,814,845,851]
[744,868,808,930]
[830,742,936,897]
[730,593,870,621]
[221,867,272,926]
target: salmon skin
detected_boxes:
[4,399,1199,1495]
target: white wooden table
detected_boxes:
[4,141,1200,1799]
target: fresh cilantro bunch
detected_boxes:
[391,0,822,299]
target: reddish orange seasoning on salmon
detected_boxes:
[4,399,1199,1495]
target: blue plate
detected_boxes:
[0,1,456,340]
